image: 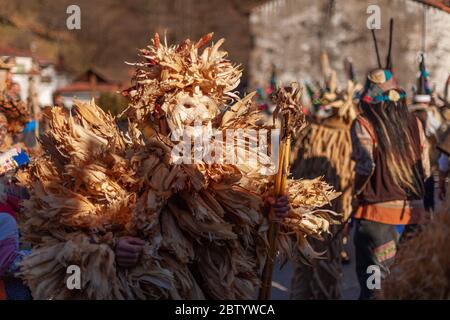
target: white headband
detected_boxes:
[413,94,431,103]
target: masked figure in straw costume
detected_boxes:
[16,33,341,299]
[0,59,31,146]
[408,53,444,211]
[0,58,31,152]
[289,52,361,299]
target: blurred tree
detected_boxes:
[97,92,127,117]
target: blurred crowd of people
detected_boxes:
[256,42,450,299]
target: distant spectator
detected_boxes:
[10,83,21,101]
[53,94,64,108]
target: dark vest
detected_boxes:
[437,127,450,157]
[357,116,425,204]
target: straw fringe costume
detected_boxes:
[289,54,360,299]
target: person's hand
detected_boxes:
[266,195,290,219]
[115,236,145,268]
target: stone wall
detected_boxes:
[249,0,450,96]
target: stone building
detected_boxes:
[249,0,450,96]
[0,47,72,106]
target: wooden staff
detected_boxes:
[259,83,304,300]
[259,114,291,300]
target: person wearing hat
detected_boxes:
[409,54,444,163]
[409,54,447,211]
[351,69,431,299]
[289,54,361,300]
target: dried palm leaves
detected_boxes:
[283,178,340,237]
[122,32,241,133]
[289,62,360,299]
[0,112,12,150]
[18,34,340,300]
[18,99,263,300]
[0,59,31,150]
[0,86,31,135]
[292,123,353,217]
[260,83,309,299]
[293,80,360,219]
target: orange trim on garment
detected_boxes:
[0,279,6,300]
[354,203,425,225]
[356,116,377,144]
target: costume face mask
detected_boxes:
[162,90,220,134]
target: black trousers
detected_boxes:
[3,277,32,300]
[354,219,398,300]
